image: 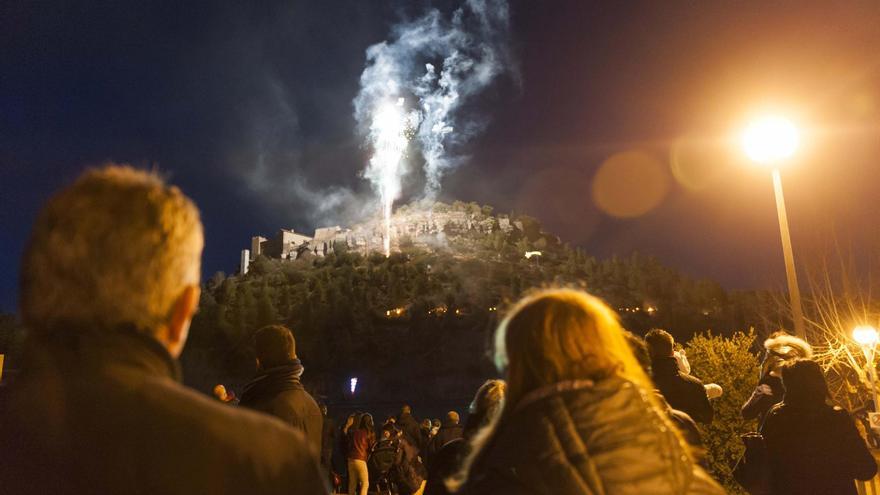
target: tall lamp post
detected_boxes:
[854,325,880,418]
[742,116,806,338]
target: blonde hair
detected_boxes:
[447,288,676,492]
[20,165,203,335]
[495,288,656,406]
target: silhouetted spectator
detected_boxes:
[397,404,422,450]
[429,411,464,459]
[420,418,434,451]
[624,331,704,455]
[454,289,723,494]
[645,328,714,424]
[742,331,812,425]
[425,380,506,495]
[240,324,323,453]
[763,359,876,494]
[0,166,327,494]
[320,404,336,479]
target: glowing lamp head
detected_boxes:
[853,325,880,347]
[741,116,799,164]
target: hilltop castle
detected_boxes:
[239,203,521,274]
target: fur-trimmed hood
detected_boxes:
[764,334,812,359]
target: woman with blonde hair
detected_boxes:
[450,288,723,494]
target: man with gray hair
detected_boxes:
[0,165,328,494]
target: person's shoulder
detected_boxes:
[763,402,787,426]
[828,405,856,424]
[679,372,705,387]
[139,377,314,455]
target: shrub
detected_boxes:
[685,329,761,493]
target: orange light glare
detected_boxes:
[741,116,799,164]
[854,325,880,346]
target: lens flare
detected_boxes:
[369,97,411,256]
[592,151,670,218]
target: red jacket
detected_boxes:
[348,429,372,461]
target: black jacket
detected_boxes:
[651,357,714,424]
[424,438,466,495]
[464,377,724,495]
[240,361,323,453]
[0,325,328,495]
[397,412,422,451]
[430,423,464,459]
[741,374,784,425]
[763,401,877,495]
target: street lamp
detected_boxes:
[742,115,806,338]
[854,325,880,426]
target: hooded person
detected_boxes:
[240,324,323,453]
[741,331,812,425]
[762,359,876,494]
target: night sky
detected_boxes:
[2,1,880,313]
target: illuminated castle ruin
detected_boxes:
[239,205,518,274]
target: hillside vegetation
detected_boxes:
[183,201,784,403]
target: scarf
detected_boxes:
[240,359,304,405]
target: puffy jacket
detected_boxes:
[0,325,328,495]
[464,376,724,495]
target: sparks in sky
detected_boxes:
[368,97,411,256]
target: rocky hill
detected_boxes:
[186,204,786,406]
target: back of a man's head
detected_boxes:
[401,404,412,416]
[254,325,296,368]
[20,165,203,336]
[446,410,460,425]
[644,328,675,361]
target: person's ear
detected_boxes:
[161,285,200,358]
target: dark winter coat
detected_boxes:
[741,374,784,425]
[763,401,877,495]
[651,357,714,424]
[240,360,323,453]
[321,415,336,468]
[430,423,464,458]
[424,438,466,495]
[397,412,422,450]
[463,376,724,495]
[0,325,328,495]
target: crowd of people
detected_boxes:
[0,165,877,495]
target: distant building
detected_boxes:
[258,229,312,260]
[240,205,526,267]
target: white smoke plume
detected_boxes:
[354,0,514,237]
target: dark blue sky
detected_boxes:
[2,1,880,312]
